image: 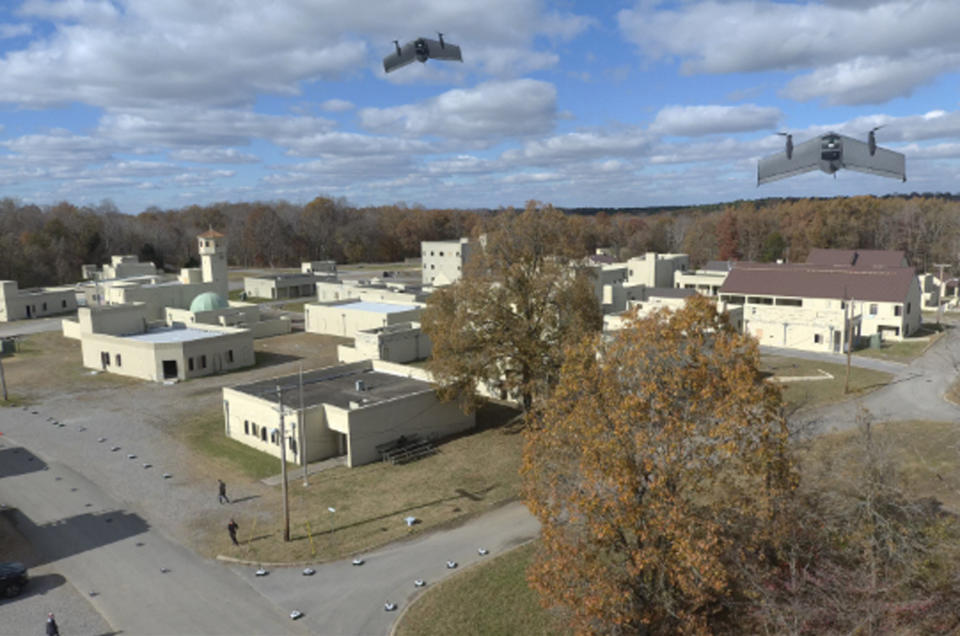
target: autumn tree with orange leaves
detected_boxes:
[522,296,795,634]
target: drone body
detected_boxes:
[757,130,906,185]
[384,34,463,73]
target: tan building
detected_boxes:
[0,280,77,322]
[222,360,474,467]
[337,322,431,364]
[674,260,733,296]
[83,255,157,281]
[244,273,318,300]
[80,323,254,382]
[102,230,228,319]
[164,293,291,339]
[315,279,429,304]
[304,300,423,339]
[627,252,689,288]
[719,263,921,352]
[421,238,474,286]
[62,303,150,340]
[603,288,698,331]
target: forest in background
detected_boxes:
[1,194,958,288]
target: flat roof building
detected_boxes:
[244,272,321,301]
[422,238,474,287]
[223,360,474,467]
[304,299,424,339]
[0,280,77,322]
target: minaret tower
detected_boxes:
[198,228,229,299]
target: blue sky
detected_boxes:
[1,0,959,213]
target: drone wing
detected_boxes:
[383,41,418,73]
[840,134,906,182]
[757,136,821,185]
[423,37,463,62]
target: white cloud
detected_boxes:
[359,79,556,143]
[784,53,960,105]
[169,147,260,164]
[282,131,431,158]
[319,99,354,112]
[651,104,781,136]
[0,23,31,38]
[502,127,653,164]
[618,1,960,105]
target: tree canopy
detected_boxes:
[421,202,602,413]
[522,296,795,634]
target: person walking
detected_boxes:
[218,479,229,504]
[227,518,239,546]
[45,612,59,636]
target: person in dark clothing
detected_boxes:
[46,612,59,636]
[218,479,230,504]
[227,518,239,545]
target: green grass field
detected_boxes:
[173,409,280,480]
[760,355,893,411]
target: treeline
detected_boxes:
[2,194,959,288]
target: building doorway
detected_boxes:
[162,360,178,380]
[832,331,841,353]
[25,305,31,318]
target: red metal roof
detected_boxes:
[805,248,906,268]
[720,263,916,303]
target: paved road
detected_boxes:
[238,501,540,635]
[0,429,304,636]
[791,322,960,434]
[0,316,69,338]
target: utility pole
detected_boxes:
[0,353,7,402]
[276,384,291,542]
[844,291,854,395]
[299,364,308,487]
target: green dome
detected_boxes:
[190,292,229,312]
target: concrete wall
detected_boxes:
[326,389,474,467]
[221,392,341,466]
[304,301,423,339]
[421,238,473,286]
[0,280,77,322]
[106,281,219,320]
[315,280,426,304]
[674,269,729,295]
[627,253,689,288]
[244,275,317,300]
[63,303,150,340]
[338,322,431,363]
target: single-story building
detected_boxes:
[244,273,319,300]
[337,322,431,364]
[0,280,77,322]
[222,360,474,467]
[304,300,423,339]
[674,260,734,296]
[82,255,157,281]
[315,279,429,304]
[165,292,291,339]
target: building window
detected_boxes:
[42,302,47,311]
[261,428,267,442]
[115,354,122,367]
[61,300,67,308]
[907,302,912,314]
[228,349,234,363]
[270,430,277,444]
[869,304,878,316]
[244,420,249,435]
[101,351,110,367]
[201,355,207,368]
[894,305,902,316]
[188,358,194,371]
[814,334,822,344]
[430,264,435,269]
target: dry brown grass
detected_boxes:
[188,402,524,563]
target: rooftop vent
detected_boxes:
[355,379,366,392]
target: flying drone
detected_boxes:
[757,127,906,185]
[383,33,463,73]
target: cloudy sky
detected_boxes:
[1,0,959,213]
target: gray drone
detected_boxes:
[757,127,906,185]
[383,33,463,73]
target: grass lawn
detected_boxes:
[183,401,525,562]
[396,541,569,636]
[173,409,280,481]
[853,323,947,363]
[760,355,893,411]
